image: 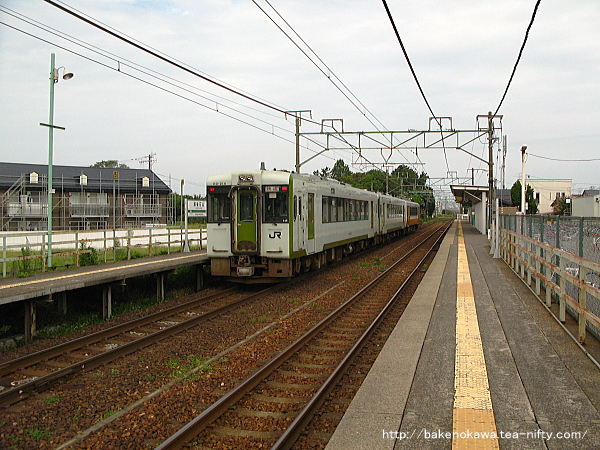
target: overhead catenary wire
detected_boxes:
[528,153,600,162]
[0,6,294,123]
[42,0,285,116]
[47,0,292,116]
[252,0,422,168]
[493,0,542,116]
[253,0,388,133]
[0,19,339,166]
[380,0,450,174]
[42,0,332,131]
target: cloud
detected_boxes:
[1,0,599,196]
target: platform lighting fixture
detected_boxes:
[520,145,528,215]
[43,53,74,268]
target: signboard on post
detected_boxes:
[183,199,206,252]
[187,200,207,218]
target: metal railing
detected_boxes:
[499,214,600,343]
[1,227,204,278]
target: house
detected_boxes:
[1,162,172,231]
[522,179,572,215]
[572,189,600,217]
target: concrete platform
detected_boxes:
[326,221,600,450]
[0,251,209,342]
[0,250,208,305]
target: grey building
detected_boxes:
[1,162,172,231]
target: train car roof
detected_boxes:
[206,170,422,206]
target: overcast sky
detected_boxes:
[1,0,599,198]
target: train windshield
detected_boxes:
[263,186,289,223]
[207,187,231,223]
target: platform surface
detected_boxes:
[326,220,600,450]
[0,250,208,305]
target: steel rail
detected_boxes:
[0,287,239,378]
[272,221,451,449]
[156,220,451,450]
[0,284,287,406]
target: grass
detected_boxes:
[358,257,386,270]
[38,312,102,338]
[167,355,211,379]
[3,242,202,278]
[102,408,121,419]
[42,395,63,405]
[25,426,53,441]
[250,315,270,324]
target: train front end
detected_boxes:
[206,170,292,281]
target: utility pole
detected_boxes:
[501,136,507,190]
[477,112,502,234]
[488,112,494,234]
[287,110,311,173]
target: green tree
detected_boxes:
[330,159,352,181]
[312,163,436,217]
[551,196,570,216]
[389,165,419,195]
[91,160,130,169]
[352,169,387,192]
[510,180,538,214]
[313,167,331,178]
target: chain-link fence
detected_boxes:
[500,214,600,342]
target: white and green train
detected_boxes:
[206,169,420,282]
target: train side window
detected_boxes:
[322,196,330,223]
[207,189,231,223]
[263,188,289,223]
[293,195,298,221]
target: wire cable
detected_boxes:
[253,0,422,168]
[380,0,449,174]
[0,20,338,165]
[0,6,290,125]
[528,153,600,162]
[493,0,542,116]
[43,0,333,130]
[253,0,388,132]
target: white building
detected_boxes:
[525,179,572,214]
[572,193,600,217]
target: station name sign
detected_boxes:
[187,200,207,217]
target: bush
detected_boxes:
[79,242,100,266]
[14,244,41,277]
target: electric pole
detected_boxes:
[477,112,502,233]
[286,110,311,173]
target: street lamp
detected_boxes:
[520,145,527,215]
[41,53,73,268]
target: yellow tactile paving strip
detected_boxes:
[452,221,500,449]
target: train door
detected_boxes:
[233,187,259,253]
[293,192,306,252]
[307,192,315,253]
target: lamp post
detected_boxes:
[42,53,73,268]
[520,145,527,215]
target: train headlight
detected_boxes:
[239,175,254,183]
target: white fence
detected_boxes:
[1,227,205,278]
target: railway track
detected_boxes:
[0,223,425,407]
[0,284,287,406]
[157,220,451,450]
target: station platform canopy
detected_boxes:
[450,185,489,207]
[450,185,490,235]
